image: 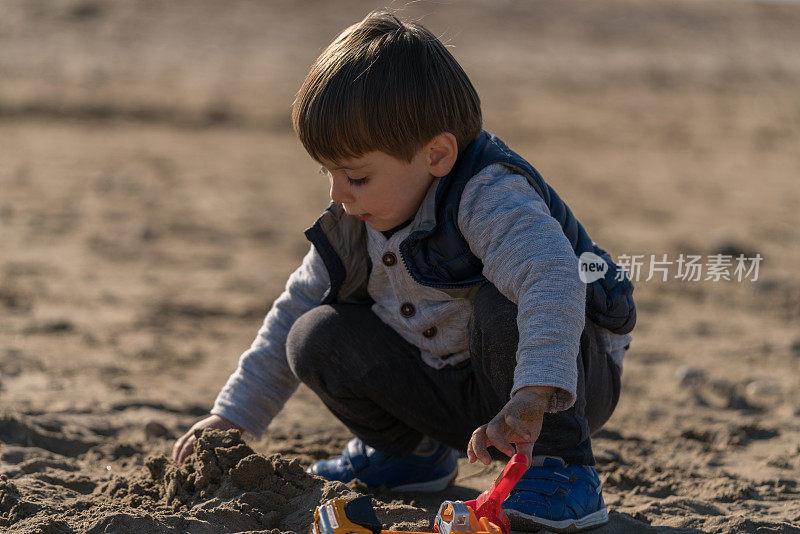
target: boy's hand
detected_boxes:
[172,414,243,464]
[467,385,554,465]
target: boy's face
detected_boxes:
[319,136,455,232]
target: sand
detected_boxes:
[0,424,430,533]
[1,427,353,532]
[1,0,799,532]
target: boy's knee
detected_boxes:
[286,305,339,381]
[470,283,518,347]
[467,283,519,399]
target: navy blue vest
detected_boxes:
[306,130,636,335]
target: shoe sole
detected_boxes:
[389,468,458,493]
[506,507,609,533]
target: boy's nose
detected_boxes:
[329,177,354,204]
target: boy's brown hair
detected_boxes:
[292,10,482,164]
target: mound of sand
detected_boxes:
[1,428,367,533]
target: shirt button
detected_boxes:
[422,326,437,338]
[400,302,415,318]
[382,252,397,266]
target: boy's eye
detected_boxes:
[319,166,368,186]
[346,175,369,186]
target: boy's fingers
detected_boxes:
[177,438,194,464]
[467,433,478,463]
[469,426,491,465]
[183,443,194,464]
[506,399,546,446]
[469,428,487,464]
[467,440,476,464]
[515,440,534,461]
[172,434,186,462]
[485,422,515,458]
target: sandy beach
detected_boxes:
[1,0,799,532]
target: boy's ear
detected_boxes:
[425,132,458,177]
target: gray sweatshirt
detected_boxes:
[212,163,594,437]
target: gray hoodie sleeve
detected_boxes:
[211,244,330,437]
[458,164,586,412]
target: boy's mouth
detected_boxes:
[355,213,371,221]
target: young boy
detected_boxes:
[173,11,635,533]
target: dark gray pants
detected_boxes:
[286,284,621,465]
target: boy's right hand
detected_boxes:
[172,414,243,464]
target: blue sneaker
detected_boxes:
[307,437,459,492]
[502,456,609,533]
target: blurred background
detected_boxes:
[1,0,799,532]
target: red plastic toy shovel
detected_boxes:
[464,453,530,534]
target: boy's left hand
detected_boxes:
[467,385,554,464]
